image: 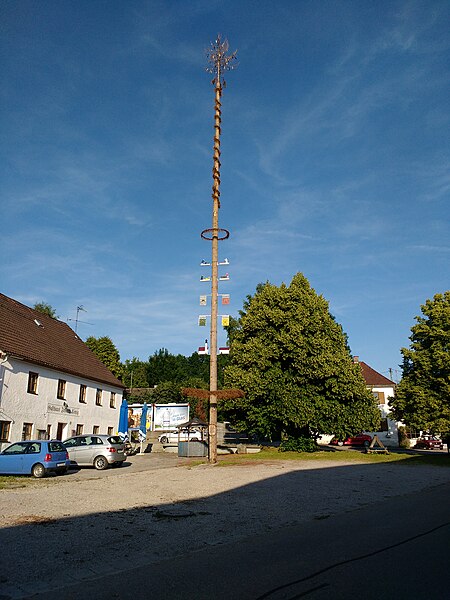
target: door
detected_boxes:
[83,435,103,464]
[63,437,81,464]
[74,436,92,465]
[0,442,29,474]
[56,422,66,441]
[23,442,41,474]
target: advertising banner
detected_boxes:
[127,404,151,430]
[153,404,189,431]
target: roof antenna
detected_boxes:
[67,305,93,333]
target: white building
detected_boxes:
[354,356,398,447]
[0,293,125,449]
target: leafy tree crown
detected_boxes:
[389,291,450,433]
[222,273,379,440]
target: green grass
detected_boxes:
[215,446,450,467]
[0,475,38,490]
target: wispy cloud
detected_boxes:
[409,245,450,253]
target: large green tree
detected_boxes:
[222,273,380,440]
[85,336,123,379]
[122,357,149,388]
[145,348,228,388]
[147,348,189,385]
[389,292,450,433]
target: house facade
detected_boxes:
[0,293,125,449]
[354,356,398,446]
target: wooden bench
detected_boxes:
[365,435,390,455]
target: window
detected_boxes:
[96,389,102,406]
[57,379,66,400]
[79,384,87,403]
[48,441,65,453]
[3,442,29,455]
[372,391,385,404]
[110,392,116,408]
[37,429,47,440]
[76,424,84,435]
[93,425,99,434]
[27,372,39,394]
[64,437,79,448]
[0,421,11,442]
[27,442,41,454]
[107,427,114,436]
[22,422,33,440]
[47,424,52,439]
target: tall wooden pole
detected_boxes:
[205,36,237,463]
[208,77,222,464]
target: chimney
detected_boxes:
[353,356,359,363]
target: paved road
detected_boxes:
[27,481,450,600]
[63,450,180,480]
[2,450,449,600]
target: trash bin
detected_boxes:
[178,440,207,457]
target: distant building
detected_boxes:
[353,356,398,446]
[0,293,125,448]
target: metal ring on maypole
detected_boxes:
[201,228,230,241]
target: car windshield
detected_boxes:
[2,442,30,455]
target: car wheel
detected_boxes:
[32,463,46,478]
[160,436,168,444]
[337,441,344,446]
[94,455,109,470]
[363,440,370,448]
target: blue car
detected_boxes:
[0,440,71,478]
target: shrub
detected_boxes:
[279,437,317,453]
[398,426,410,449]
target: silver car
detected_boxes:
[63,434,125,470]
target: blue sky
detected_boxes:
[1,0,449,380]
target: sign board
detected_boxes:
[127,404,151,430]
[153,403,189,431]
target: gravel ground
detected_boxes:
[1,454,450,599]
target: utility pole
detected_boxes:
[202,36,237,464]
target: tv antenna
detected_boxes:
[67,305,93,333]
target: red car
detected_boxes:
[330,433,372,448]
[414,436,444,450]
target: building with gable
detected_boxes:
[353,356,398,446]
[0,293,125,449]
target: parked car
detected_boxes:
[330,433,372,448]
[63,434,126,470]
[158,429,201,444]
[414,436,444,450]
[0,440,70,478]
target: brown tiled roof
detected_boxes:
[359,361,395,386]
[0,293,124,389]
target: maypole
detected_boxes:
[201,36,237,463]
